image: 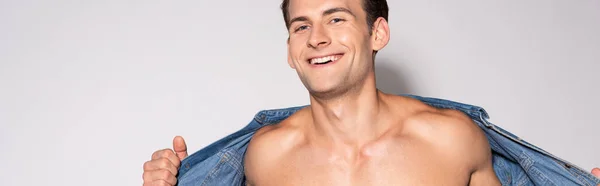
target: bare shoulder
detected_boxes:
[391,96,479,132]
[399,97,492,169]
[243,107,309,184]
[390,96,499,184]
[409,104,481,140]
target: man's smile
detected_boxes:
[307,53,345,66]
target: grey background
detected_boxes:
[1,0,598,185]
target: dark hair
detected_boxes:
[280,0,389,34]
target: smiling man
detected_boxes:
[141,0,600,185]
[242,0,501,185]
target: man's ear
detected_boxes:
[371,17,390,52]
[287,38,296,69]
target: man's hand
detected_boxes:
[142,136,188,186]
[594,168,600,177]
[592,167,600,186]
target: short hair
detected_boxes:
[280,0,389,34]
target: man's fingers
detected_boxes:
[151,149,171,160]
[142,179,174,186]
[151,149,181,168]
[173,136,188,161]
[142,169,178,186]
[142,180,171,186]
[142,137,187,186]
[592,168,600,178]
[143,158,178,176]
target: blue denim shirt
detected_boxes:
[176,95,600,186]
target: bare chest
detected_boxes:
[258,141,471,186]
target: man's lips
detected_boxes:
[307,53,345,65]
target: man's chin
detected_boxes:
[306,85,350,101]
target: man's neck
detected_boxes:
[308,78,392,147]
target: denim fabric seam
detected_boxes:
[482,116,590,168]
[200,151,229,186]
[518,151,534,171]
[224,148,245,180]
[491,155,512,185]
[223,150,244,186]
[520,150,557,186]
[254,114,267,125]
[478,114,548,156]
[253,106,307,125]
[516,175,530,186]
[550,158,596,186]
[478,113,600,185]
[532,167,557,186]
[555,157,600,186]
[580,168,600,186]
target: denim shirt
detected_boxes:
[176,95,600,186]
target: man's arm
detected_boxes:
[441,110,600,185]
[244,125,293,186]
[461,118,501,186]
[243,128,272,186]
[435,110,501,186]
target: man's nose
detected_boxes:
[307,26,331,49]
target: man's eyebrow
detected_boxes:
[288,16,308,27]
[288,7,356,27]
[323,7,356,18]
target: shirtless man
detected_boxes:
[142,0,600,185]
[243,0,500,184]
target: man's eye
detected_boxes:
[295,25,309,32]
[331,18,345,23]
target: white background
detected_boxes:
[1,0,598,185]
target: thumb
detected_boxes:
[173,136,188,161]
[592,168,600,178]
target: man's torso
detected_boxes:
[244,95,489,185]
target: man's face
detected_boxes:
[286,0,386,98]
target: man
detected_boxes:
[142,0,600,185]
[244,0,501,184]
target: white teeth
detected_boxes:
[310,55,339,64]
